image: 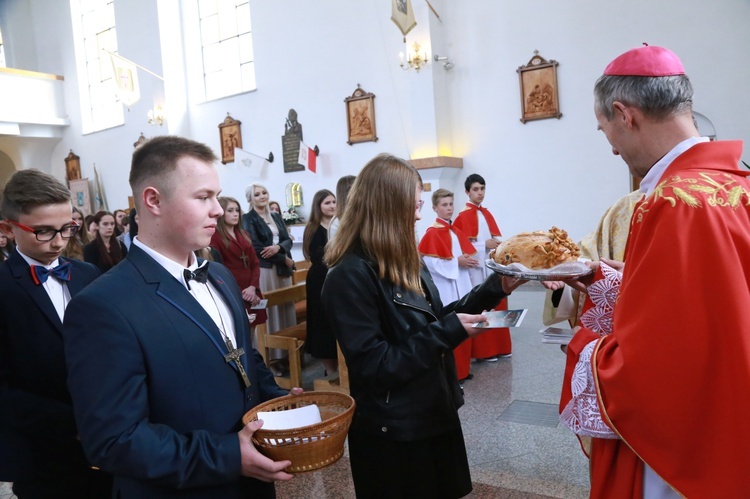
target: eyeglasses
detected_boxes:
[416,200,424,212]
[6,219,80,242]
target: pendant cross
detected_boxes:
[239,252,249,269]
[224,338,251,388]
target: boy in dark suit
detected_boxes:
[0,169,110,498]
[63,136,299,498]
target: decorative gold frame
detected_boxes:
[517,52,562,124]
[133,132,147,149]
[65,150,81,182]
[344,85,378,145]
[68,178,92,216]
[218,113,243,164]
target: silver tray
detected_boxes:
[485,260,593,281]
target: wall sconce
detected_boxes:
[399,42,429,72]
[147,106,164,126]
[433,55,454,70]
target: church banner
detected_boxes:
[108,51,140,108]
[391,0,416,39]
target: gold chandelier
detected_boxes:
[400,42,429,72]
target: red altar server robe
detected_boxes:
[564,140,750,497]
[453,203,511,357]
[418,219,476,379]
[210,227,266,324]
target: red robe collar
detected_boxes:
[454,203,502,238]
[418,218,476,259]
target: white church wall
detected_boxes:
[0,0,747,242]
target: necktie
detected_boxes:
[30,262,72,285]
[184,263,209,290]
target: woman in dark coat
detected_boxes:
[322,154,523,498]
[302,189,336,375]
[241,184,296,366]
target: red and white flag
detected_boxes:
[298,142,317,173]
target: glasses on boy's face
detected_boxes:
[6,219,80,242]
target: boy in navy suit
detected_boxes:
[63,136,299,498]
[0,169,110,498]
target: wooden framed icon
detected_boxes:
[344,85,378,145]
[68,178,92,216]
[65,150,81,182]
[517,52,562,124]
[218,113,243,164]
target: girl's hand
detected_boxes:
[260,245,280,259]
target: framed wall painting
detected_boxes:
[218,113,243,164]
[68,178,92,216]
[65,150,81,182]
[517,52,562,124]
[344,85,378,145]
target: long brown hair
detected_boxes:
[325,154,423,292]
[62,206,91,261]
[0,233,15,263]
[93,211,125,269]
[303,189,335,260]
[335,175,356,218]
[217,196,253,248]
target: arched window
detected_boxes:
[70,0,124,132]
[197,0,256,101]
[0,27,6,68]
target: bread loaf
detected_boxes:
[490,227,580,269]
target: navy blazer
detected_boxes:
[0,251,100,481]
[63,244,287,498]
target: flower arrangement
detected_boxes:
[282,208,302,226]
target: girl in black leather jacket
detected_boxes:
[322,154,523,499]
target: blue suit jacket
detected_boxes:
[63,245,287,498]
[0,251,100,481]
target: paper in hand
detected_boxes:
[473,309,528,328]
[251,299,268,310]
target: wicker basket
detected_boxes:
[242,391,355,473]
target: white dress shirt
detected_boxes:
[17,249,70,322]
[133,237,238,346]
[421,219,474,302]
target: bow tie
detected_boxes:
[31,262,72,285]
[184,263,209,290]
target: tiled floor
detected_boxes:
[498,400,563,428]
[1,285,590,498]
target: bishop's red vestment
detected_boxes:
[564,140,750,496]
